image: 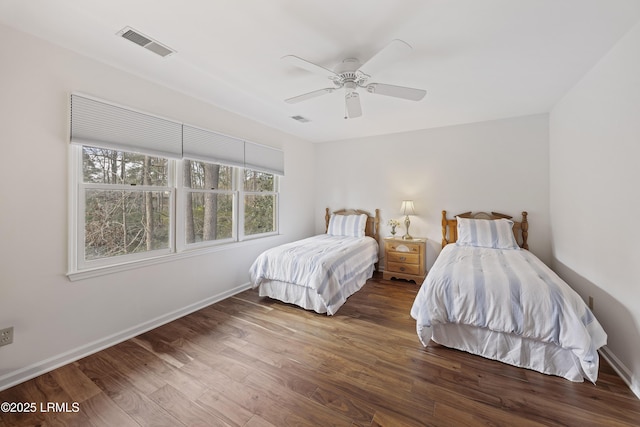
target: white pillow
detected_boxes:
[327,214,367,238]
[456,217,519,249]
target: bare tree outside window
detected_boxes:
[75,146,280,271]
[82,147,170,261]
[183,160,233,244]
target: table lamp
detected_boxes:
[401,200,415,240]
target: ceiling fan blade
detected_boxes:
[358,39,412,75]
[285,88,336,104]
[345,92,362,118]
[282,55,338,78]
[366,83,426,101]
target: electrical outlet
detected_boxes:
[0,327,13,347]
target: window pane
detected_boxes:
[183,160,232,190]
[243,170,274,192]
[244,194,275,235]
[83,146,168,186]
[85,189,170,260]
[185,192,233,243]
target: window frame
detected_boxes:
[71,146,177,272]
[68,145,280,279]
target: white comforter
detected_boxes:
[250,234,379,315]
[411,244,607,382]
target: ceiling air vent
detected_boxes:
[291,115,310,123]
[117,27,175,58]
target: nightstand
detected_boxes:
[382,237,426,283]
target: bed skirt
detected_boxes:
[418,323,598,382]
[257,263,375,315]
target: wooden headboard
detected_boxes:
[325,208,381,242]
[441,210,529,250]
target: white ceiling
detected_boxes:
[2,0,640,143]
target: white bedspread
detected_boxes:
[250,234,379,315]
[411,244,607,382]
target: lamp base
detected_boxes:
[403,215,413,240]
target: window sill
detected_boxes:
[67,234,282,282]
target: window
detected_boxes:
[79,146,173,268]
[68,94,283,278]
[242,169,278,237]
[71,146,280,276]
[182,160,235,245]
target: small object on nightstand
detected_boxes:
[383,237,426,283]
[387,219,400,236]
[400,200,416,240]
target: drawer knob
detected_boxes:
[399,256,406,261]
[400,267,406,271]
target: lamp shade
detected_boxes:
[401,200,416,215]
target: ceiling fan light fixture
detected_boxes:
[345,91,362,119]
[344,81,357,92]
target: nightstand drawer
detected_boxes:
[387,252,419,264]
[386,242,421,254]
[387,262,421,275]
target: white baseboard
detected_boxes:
[599,345,640,399]
[0,282,252,392]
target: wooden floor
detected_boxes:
[1,273,639,426]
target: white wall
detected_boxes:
[0,24,316,390]
[314,114,551,269]
[550,20,640,397]
[6,12,637,397]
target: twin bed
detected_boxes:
[250,208,380,315]
[250,208,607,382]
[411,211,607,382]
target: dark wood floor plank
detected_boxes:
[148,383,230,426]
[371,408,439,427]
[95,346,167,396]
[0,383,49,426]
[50,362,102,403]
[432,401,547,427]
[95,371,184,427]
[196,387,255,427]
[310,384,376,426]
[219,344,320,399]
[79,391,140,427]
[121,338,210,402]
[1,272,639,426]
[241,369,355,427]
[244,414,278,427]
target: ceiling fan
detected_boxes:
[282,39,426,119]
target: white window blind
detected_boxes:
[182,125,245,167]
[244,141,285,176]
[70,94,284,174]
[70,94,183,159]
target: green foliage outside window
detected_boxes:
[80,146,279,264]
[82,147,170,260]
[244,194,275,235]
[243,170,276,236]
